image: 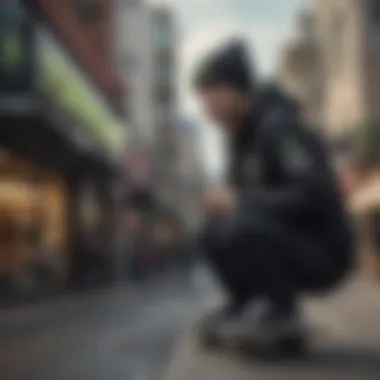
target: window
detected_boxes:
[328,12,345,78]
[371,0,380,43]
[77,0,101,22]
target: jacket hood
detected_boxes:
[259,83,300,118]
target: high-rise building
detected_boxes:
[115,0,155,144]
[313,0,380,142]
[279,1,380,161]
[151,6,178,201]
[313,0,366,143]
[115,2,178,197]
[277,8,323,129]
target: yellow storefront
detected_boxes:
[0,17,126,295]
[0,149,68,286]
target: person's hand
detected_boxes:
[202,187,237,219]
[125,210,142,236]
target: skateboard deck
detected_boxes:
[197,321,310,361]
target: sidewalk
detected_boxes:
[0,272,197,380]
[160,278,380,380]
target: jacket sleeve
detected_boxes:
[200,118,339,249]
[236,119,338,224]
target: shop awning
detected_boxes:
[38,27,127,160]
[0,3,127,162]
[350,174,380,214]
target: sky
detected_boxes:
[151,0,304,175]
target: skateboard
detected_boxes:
[197,322,309,360]
[234,331,308,360]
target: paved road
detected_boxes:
[5,266,380,380]
[0,266,215,380]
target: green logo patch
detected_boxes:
[281,137,310,171]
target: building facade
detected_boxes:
[0,0,126,296]
[279,1,380,162]
[175,118,206,229]
[313,0,368,142]
[299,1,380,140]
[277,9,323,129]
[115,2,178,201]
[308,0,380,281]
[151,6,178,202]
[115,0,155,144]
[37,0,123,108]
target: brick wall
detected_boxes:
[36,0,123,105]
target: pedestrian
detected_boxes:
[192,39,354,354]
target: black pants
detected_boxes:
[203,212,350,309]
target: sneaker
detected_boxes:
[198,301,246,348]
[214,302,307,357]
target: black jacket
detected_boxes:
[206,86,353,260]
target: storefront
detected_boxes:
[0,3,126,298]
[0,150,69,291]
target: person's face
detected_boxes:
[197,84,251,133]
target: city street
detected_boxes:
[0,266,214,380]
[2,1,380,380]
[162,276,380,380]
[2,264,380,380]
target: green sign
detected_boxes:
[39,29,125,155]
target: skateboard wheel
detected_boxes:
[235,334,307,360]
[198,328,223,350]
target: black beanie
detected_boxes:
[193,39,255,93]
